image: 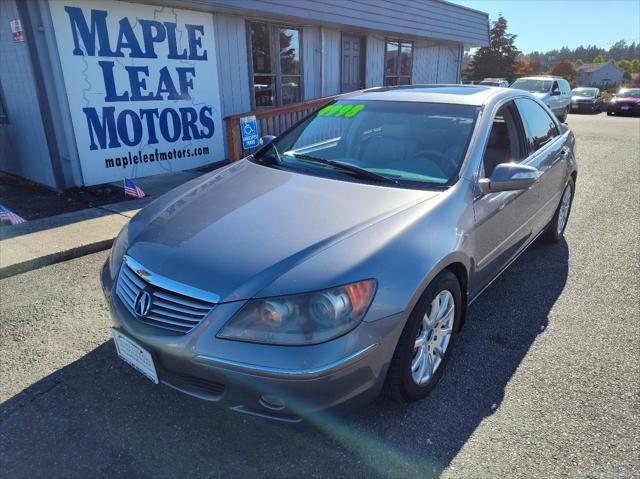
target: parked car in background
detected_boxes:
[570,87,602,113]
[511,76,572,122]
[102,86,577,422]
[607,88,640,116]
[479,78,510,87]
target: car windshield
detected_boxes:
[572,89,597,97]
[253,100,480,188]
[617,89,640,98]
[511,78,552,93]
[480,81,500,86]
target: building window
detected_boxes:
[248,22,302,108]
[384,39,413,86]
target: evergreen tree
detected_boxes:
[469,16,520,81]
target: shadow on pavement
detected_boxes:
[0,240,569,478]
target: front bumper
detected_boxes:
[608,103,640,114]
[101,261,405,421]
[571,101,597,112]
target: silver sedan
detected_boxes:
[101,85,577,422]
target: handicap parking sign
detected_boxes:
[240,115,260,150]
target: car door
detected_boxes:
[471,101,540,293]
[560,80,571,109]
[514,98,568,235]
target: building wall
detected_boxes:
[205,0,489,47]
[322,28,342,96]
[365,35,385,88]
[213,13,252,118]
[303,26,322,100]
[577,64,624,88]
[0,0,56,188]
[590,64,624,88]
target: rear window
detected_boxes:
[254,100,480,188]
[511,78,552,93]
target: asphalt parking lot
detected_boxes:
[1,112,638,479]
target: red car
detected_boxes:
[607,88,640,116]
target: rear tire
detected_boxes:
[542,177,574,243]
[385,270,462,403]
[607,111,613,116]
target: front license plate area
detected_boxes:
[112,329,159,384]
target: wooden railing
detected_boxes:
[224,95,339,162]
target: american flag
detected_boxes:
[0,204,26,225]
[123,178,146,198]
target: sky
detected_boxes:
[452,0,640,54]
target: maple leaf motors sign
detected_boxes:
[49,0,224,185]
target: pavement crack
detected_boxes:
[0,379,64,422]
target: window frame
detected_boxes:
[384,38,414,86]
[514,97,561,155]
[480,100,529,178]
[246,21,304,109]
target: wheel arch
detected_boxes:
[443,262,469,327]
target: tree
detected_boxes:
[592,54,605,63]
[550,60,577,86]
[576,59,584,66]
[529,58,543,75]
[468,16,520,81]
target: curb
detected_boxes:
[0,238,114,280]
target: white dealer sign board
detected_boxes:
[49,0,224,186]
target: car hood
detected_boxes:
[126,161,437,302]
[572,95,595,101]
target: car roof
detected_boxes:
[343,84,509,106]
[515,76,565,81]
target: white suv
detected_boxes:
[510,76,572,122]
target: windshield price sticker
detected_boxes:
[317,104,365,118]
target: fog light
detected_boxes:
[260,394,286,411]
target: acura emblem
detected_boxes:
[134,290,152,317]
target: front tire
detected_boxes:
[542,177,574,243]
[385,270,462,403]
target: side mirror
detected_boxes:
[479,163,540,194]
[259,135,276,146]
[551,88,561,96]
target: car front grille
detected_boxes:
[116,257,217,334]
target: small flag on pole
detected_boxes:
[0,204,26,225]
[123,178,146,199]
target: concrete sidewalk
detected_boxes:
[0,169,205,278]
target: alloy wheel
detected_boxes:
[557,184,572,236]
[411,290,455,385]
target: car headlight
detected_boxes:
[109,223,129,279]
[218,279,377,345]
